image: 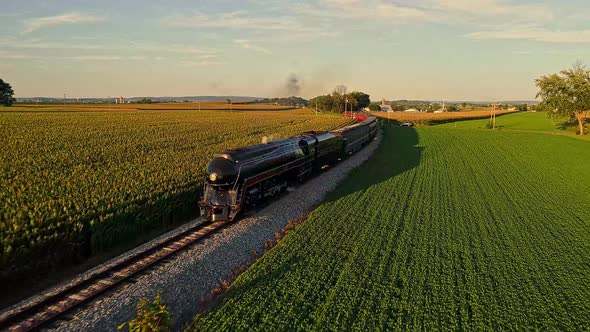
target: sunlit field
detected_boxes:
[192,121,590,330]
[0,106,352,281]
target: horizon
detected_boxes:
[13,95,538,104]
[1,0,589,100]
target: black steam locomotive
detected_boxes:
[199,116,378,222]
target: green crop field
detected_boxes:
[192,123,590,330]
[0,108,352,281]
[436,111,589,136]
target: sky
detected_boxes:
[0,0,589,101]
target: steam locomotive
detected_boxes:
[199,116,378,222]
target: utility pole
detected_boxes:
[345,98,348,118]
[490,100,495,128]
[490,101,497,129]
[63,93,66,108]
[315,99,318,115]
[493,102,497,129]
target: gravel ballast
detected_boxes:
[48,131,382,331]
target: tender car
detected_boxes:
[399,122,413,127]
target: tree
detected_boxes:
[447,104,459,112]
[347,91,371,111]
[517,103,528,112]
[536,63,590,135]
[332,85,348,113]
[367,104,381,111]
[0,79,16,106]
[308,95,337,113]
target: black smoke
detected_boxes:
[285,73,301,96]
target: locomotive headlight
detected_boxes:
[209,173,218,182]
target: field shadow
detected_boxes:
[325,125,422,203]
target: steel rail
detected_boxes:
[0,220,227,332]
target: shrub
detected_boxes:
[118,293,173,332]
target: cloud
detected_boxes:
[181,60,226,67]
[433,0,554,22]
[0,51,33,60]
[234,39,271,54]
[162,11,304,31]
[71,55,121,61]
[23,12,103,34]
[0,38,219,60]
[301,0,588,44]
[290,1,438,23]
[0,52,154,62]
[296,0,554,25]
[467,27,590,43]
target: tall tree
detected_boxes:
[536,63,590,135]
[308,95,336,113]
[0,79,16,106]
[332,85,348,112]
[348,91,371,111]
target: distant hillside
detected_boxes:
[16,96,263,104]
[382,100,538,105]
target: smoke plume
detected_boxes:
[285,73,302,96]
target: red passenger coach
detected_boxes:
[344,113,368,121]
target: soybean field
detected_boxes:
[0,108,352,284]
[192,124,590,330]
[437,111,590,138]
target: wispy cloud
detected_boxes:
[467,27,590,43]
[181,60,226,67]
[433,0,553,23]
[71,55,121,61]
[292,0,438,23]
[23,12,104,34]
[0,52,154,62]
[162,10,336,42]
[0,51,33,60]
[0,38,219,59]
[297,0,590,44]
[234,39,271,54]
[162,11,303,31]
[295,0,553,25]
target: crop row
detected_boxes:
[191,125,590,330]
[0,109,353,280]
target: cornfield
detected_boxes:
[371,108,517,123]
[0,108,352,279]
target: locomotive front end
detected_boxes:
[199,156,238,222]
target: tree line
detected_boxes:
[308,85,371,113]
[252,96,307,106]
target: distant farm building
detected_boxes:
[380,98,392,112]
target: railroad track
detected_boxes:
[0,220,227,332]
